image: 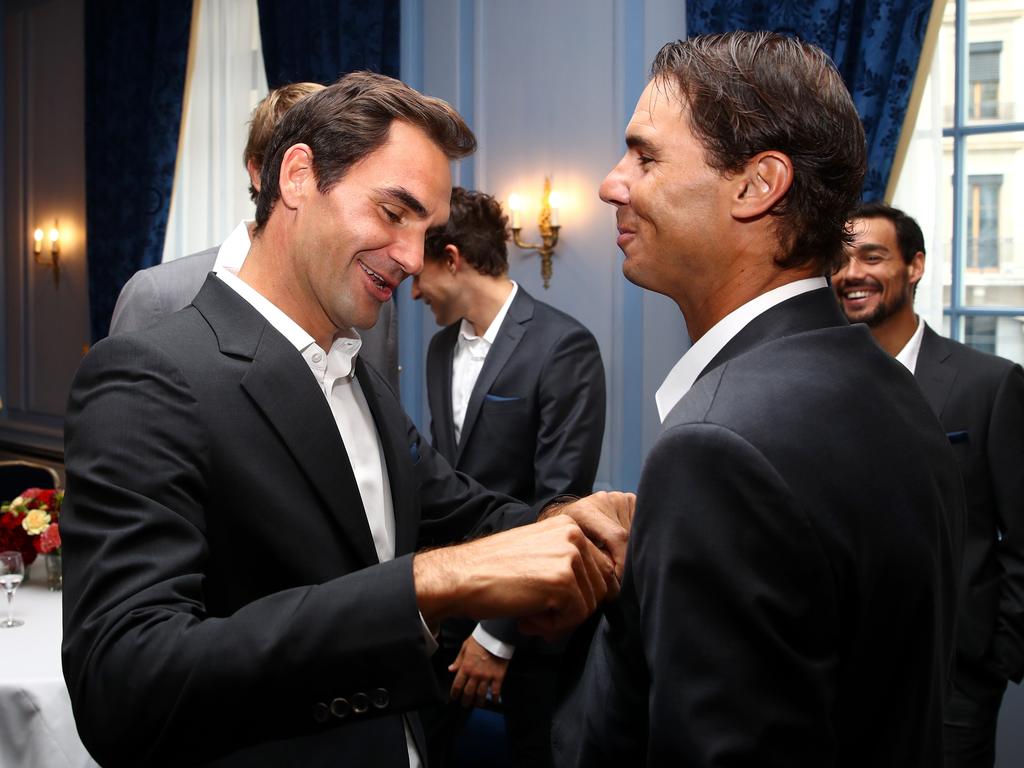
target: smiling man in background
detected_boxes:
[834,202,1024,768]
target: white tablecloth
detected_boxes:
[0,558,98,768]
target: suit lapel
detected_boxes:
[914,324,958,419]
[194,277,379,568]
[356,359,420,557]
[455,288,533,465]
[427,325,460,462]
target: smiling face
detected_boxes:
[291,120,452,337]
[833,216,922,328]
[598,77,734,302]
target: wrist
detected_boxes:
[538,494,580,520]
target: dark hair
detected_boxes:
[851,201,925,264]
[651,31,867,275]
[254,71,476,231]
[243,82,324,203]
[424,187,509,276]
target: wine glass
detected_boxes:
[0,551,25,628]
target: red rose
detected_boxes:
[39,523,61,554]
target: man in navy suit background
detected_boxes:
[412,187,605,766]
[833,202,1024,768]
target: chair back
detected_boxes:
[0,460,61,502]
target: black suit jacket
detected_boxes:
[426,287,605,504]
[915,323,1024,690]
[62,276,534,767]
[553,288,964,767]
[426,287,605,647]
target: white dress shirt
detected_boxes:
[895,316,926,374]
[211,220,253,274]
[656,277,828,422]
[451,282,518,443]
[215,266,421,767]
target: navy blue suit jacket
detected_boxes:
[426,287,605,646]
[915,324,1024,692]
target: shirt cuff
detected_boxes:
[472,624,516,659]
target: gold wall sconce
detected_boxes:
[32,220,61,285]
[509,177,561,289]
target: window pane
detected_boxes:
[957,132,1024,308]
[955,315,1024,364]
[965,1,1018,126]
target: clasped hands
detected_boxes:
[414,491,636,640]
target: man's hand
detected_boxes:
[414,515,616,638]
[542,491,636,580]
[449,635,509,708]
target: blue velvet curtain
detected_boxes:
[257,0,400,88]
[84,0,193,341]
[686,0,933,201]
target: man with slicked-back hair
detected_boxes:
[554,32,963,767]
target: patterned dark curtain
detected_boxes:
[257,0,401,88]
[687,0,934,201]
[84,0,193,341]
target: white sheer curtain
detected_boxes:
[891,43,946,334]
[162,0,269,263]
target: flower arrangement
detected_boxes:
[0,488,63,566]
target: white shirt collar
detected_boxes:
[214,265,363,368]
[457,281,518,349]
[894,316,925,374]
[655,277,828,422]
[211,220,253,274]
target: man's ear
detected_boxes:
[278,144,314,211]
[445,244,462,275]
[731,151,793,220]
[908,250,926,288]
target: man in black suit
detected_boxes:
[108,81,400,389]
[833,202,1024,768]
[411,187,605,766]
[552,32,964,767]
[62,72,632,768]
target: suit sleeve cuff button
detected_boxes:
[330,697,351,719]
[371,688,390,709]
[351,692,370,714]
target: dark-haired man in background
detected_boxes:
[412,187,605,766]
[833,202,1024,768]
[108,81,399,388]
[554,32,964,767]
[62,72,632,768]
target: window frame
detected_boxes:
[945,0,1024,341]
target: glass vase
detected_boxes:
[44,553,62,591]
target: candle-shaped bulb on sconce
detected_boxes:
[33,228,44,255]
[548,191,561,227]
[508,193,522,229]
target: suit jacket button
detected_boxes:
[351,692,370,714]
[330,697,351,719]
[312,702,329,723]
[371,688,390,709]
